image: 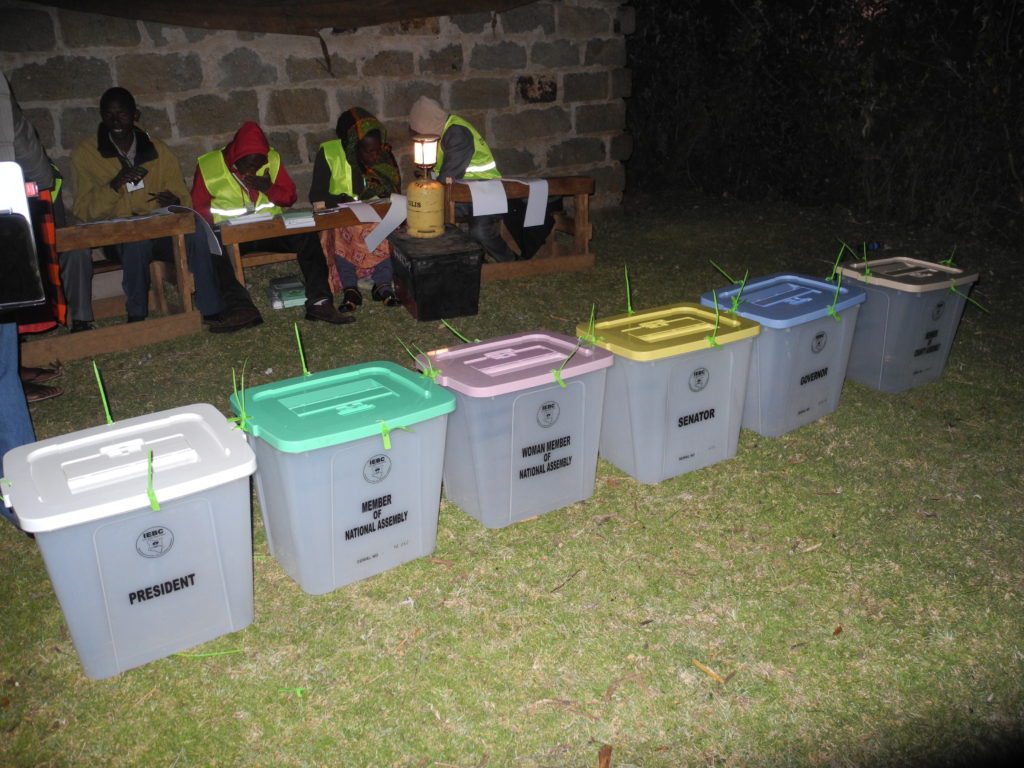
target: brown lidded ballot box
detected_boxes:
[388,225,483,321]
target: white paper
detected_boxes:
[363,195,407,253]
[165,205,222,255]
[466,179,507,216]
[346,201,382,223]
[506,178,549,227]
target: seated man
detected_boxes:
[408,95,518,263]
[70,87,259,332]
[191,121,352,325]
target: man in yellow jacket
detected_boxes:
[70,88,256,332]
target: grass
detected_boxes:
[2,192,1022,767]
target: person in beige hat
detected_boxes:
[408,96,518,262]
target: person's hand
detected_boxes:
[149,190,180,207]
[243,170,271,193]
[109,167,145,191]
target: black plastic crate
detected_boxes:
[388,226,483,321]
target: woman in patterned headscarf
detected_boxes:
[310,107,402,310]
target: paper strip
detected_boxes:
[364,195,407,253]
[506,178,549,227]
[466,180,508,216]
[345,201,382,223]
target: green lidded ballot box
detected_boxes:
[578,303,760,485]
[232,362,455,595]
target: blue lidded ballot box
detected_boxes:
[232,361,455,595]
[701,273,866,437]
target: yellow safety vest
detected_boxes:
[436,115,500,180]
[197,148,283,222]
[319,140,355,198]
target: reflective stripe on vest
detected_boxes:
[320,140,355,198]
[436,115,501,180]
[197,148,283,222]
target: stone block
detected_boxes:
[60,107,96,154]
[563,72,608,103]
[470,41,527,71]
[0,8,56,52]
[60,8,141,48]
[557,5,611,36]
[500,3,555,34]
[167,138,207,182]
[176,91,259,137]
[493,147,537,177]
[616,5,637,36]
[378,17,441,35]
[610,132,634,162]
[491,106,571,142]
[530,40,580,68]
[305,130,338,163]
[517,76,557,104]
[266,89,328,127]
[589,162,626,198]
[115,53,203,96]
[138,108,172,143]
[585,38,627,68]
[546,137,606,168]
[450,12,491,34]
[451,79,510,112]
[332,89,381,119]
[10,57,111,102]
[183,27,215,43]
[363,50,415,78]
[22,109,54,151]
[420,45,463,75]
[610,68,632,99]
[381,81,440,120]
[289,169,314,204]
[575,101,626,134]
[286,54,357,82]
[267,131,301,167]
[219,48,278,88]
[143,22,170,47]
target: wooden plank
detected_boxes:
[481,252,595,282]
[21,313,202,367]
[56,212,195,251]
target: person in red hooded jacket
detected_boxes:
[192,121,352,325]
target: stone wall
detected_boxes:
[0,0,633,213]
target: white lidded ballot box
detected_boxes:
[700,273,866,437]
[578,303,760,485]
[232,362,455,595]
[839,257,979,393]
[419,331,613,529]
[1,404,257,680]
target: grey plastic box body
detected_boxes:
[840,258,978,393]
[599,340,754,484]
[441,373,608,528]
[249,418,449,595]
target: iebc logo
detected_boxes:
[363,454,392,483]
[136,526,174,558]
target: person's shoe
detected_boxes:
[371,284,401,307]
[127,315,145,323]
[19,365,61,385]
[69,320,93,333]
[202,312,225,325]
[339,287,362,313]
[305,300,355,324]
[208,307,263,334]
[24,383,64,403]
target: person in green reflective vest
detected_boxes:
[309,107,401,312]
[408,96,518,263]
[192,121,352,325]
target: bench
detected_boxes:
[222,175,595,284]
[20,212,201,368]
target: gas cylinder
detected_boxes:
[406,175,444,238]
